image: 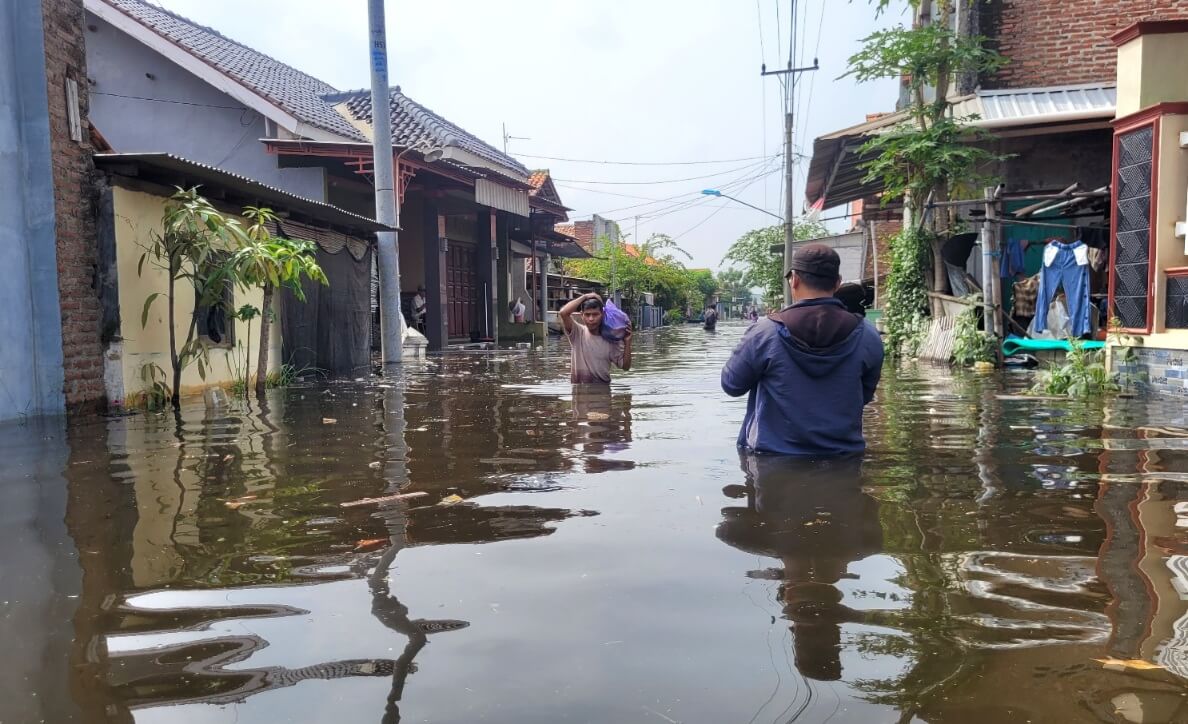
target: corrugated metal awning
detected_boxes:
[95,152,392,234]
[476,178,530,217]
[805,83,1117,210]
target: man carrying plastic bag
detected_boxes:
[558,293,633,384]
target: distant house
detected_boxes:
[93,153,389,403]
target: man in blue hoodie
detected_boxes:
[722,244,884,457]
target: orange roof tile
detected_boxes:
[528,170,549,192]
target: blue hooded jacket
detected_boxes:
[721,297,884,457]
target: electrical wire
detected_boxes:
[553,157,773,186]
[621,161,781,238]
[669,159,778,242]
[567,157,778,219]
[571,156,779,228]
[553,185,674,203]
[803,0,828,129]
[93,91,246,111]
[629,158,781,223]
[515,152,775,166]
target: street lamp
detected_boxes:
[701,189,783,221]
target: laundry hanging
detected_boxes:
[1034,240,1091,337]
[999,237,1027,279]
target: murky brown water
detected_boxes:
[5,322,1188,723]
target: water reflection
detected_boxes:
[9,325,1188,722]
[717,453,882,682]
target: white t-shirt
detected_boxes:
[566,323,624,384]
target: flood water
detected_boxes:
[5,322,1188,723]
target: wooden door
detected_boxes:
[447,244,477,338]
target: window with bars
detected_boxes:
[1168,275,1188,329]
[1113,125,1154,330]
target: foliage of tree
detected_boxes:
[564,232,708,320]
[846,0,1007,355]
[138,190,328,408]
[139,187,243,409]
[721,219,829,306]
[715,268,749,305]
[231,207,327,398]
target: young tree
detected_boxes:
[722,219,829,307]
[845,0,1006,355]
[232,207,328,398]
[139,188,243,409]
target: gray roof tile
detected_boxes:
[327,87,528,176]
[101,0,527,179]
[102,0,363,140]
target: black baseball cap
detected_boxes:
[786,243,841,280]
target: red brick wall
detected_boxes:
[983,0,1188,89]
[861,215,902,297]
[42,0,104,409]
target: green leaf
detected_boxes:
[141,293,161,328]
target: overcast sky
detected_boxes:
[154,0,902,269]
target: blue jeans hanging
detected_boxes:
[1035,242,1091,337]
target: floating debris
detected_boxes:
[340,491,429,508]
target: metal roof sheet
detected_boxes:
[94,153,392,233]
[806,84,1118,209]
[953,83,1117,127]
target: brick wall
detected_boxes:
[982,0,1188,89]
[862,217,902,299]
[42,0,104,409]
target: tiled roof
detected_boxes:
[98,0,363,140]
[329,87,529,176]
[528,170,549,192]
[554,223,576,238]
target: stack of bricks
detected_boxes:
[42,0,104,410]
[983,0,1188,89]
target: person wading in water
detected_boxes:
[559,293,632,384]
[721,244,884,457]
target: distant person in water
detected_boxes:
[704,306,719,330]
[559,292,632,384]
[721,244,884,457]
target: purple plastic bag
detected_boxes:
[600,300,630,342]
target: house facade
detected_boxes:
[84,0,543,353]
[1107,21,1188,396]
[807,0,1188,357]
[93,153,389,404]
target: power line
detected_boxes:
[670,160,777,242]
[553,185,673,203]
[632,158,780,219]
[553,158,773,186]
[574,156,779,221]
[803,0,828,129]
[92,91,246,111]
[625,160,781,228]
[756,0,770,211]
[514,152,774,166]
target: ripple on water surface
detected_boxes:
[6,322,1188,723]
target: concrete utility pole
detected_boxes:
[762,61,817,307]
[368,0,403,365]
